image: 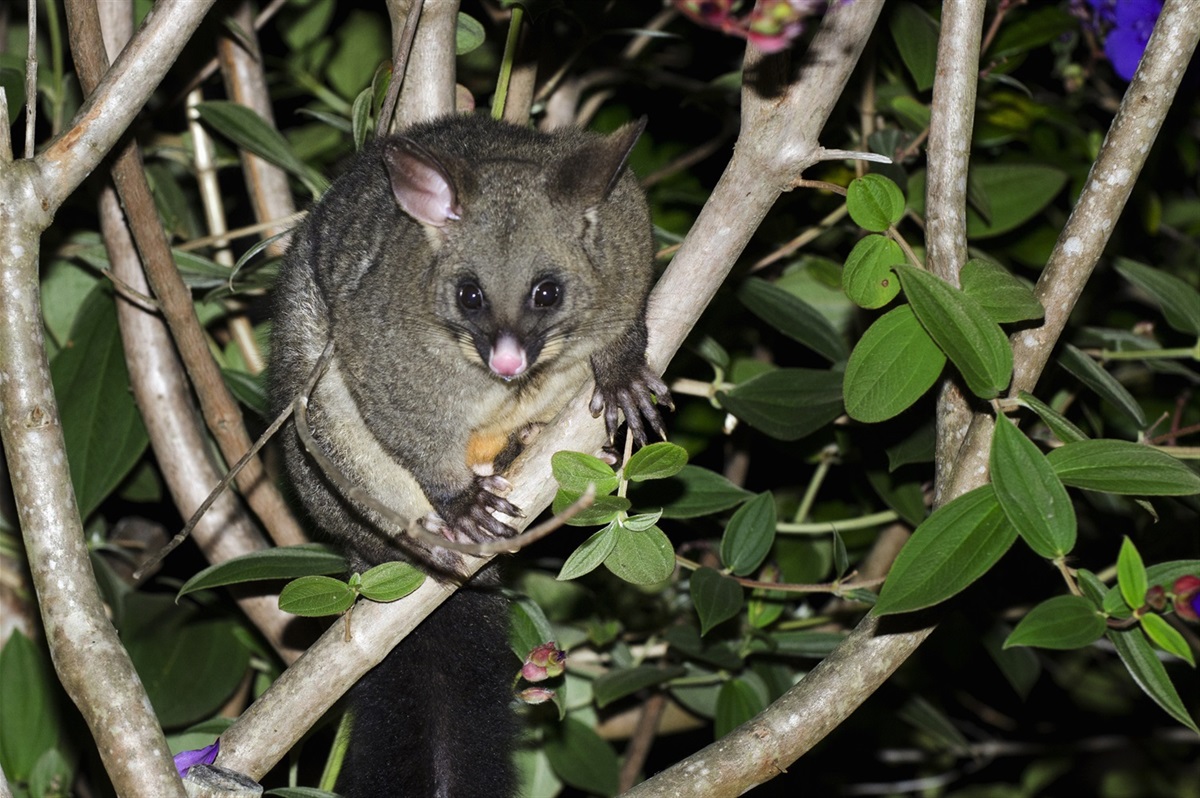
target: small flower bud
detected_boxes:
[518,687,556,705]
[523,641,566,681]
[1144,584,1166,611]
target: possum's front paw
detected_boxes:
[425,475,523,543]
[590,363,674,445]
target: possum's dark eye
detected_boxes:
[458,282,484,311]
[531,280,561,308]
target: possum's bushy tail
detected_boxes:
[337,582,516,798]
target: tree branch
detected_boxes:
[38,0,216,209]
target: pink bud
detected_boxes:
[519,687,556,705]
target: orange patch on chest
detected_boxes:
[466,430,511,469]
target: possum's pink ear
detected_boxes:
[382,138,463,227]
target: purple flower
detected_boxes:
[173,740,219,778]
[1084,0,1162,81]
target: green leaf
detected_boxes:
[558,524,618,581]
[716,368,844,441]
[960,259,1044,323]
[0,632,60,781]
[278,576,356,616]
[691,567,744,635]
[1004,595,1105,649]
[357,562,425,602]
[351,87,372,152]
[1107,626,1200,733]
[178,544,348,598]
[1046,440,1200,495]
[1118,537,1148,611]
[223,368,268,416]
[875,486,1018,615]
[544,717,620,797]
[126,618,250,728]
[1016,391,1088,444]
[550,451,620,495]
[194,101,329,196]
[327,10,389,100]
[552,491,630,527]
[624,442,689,482]
[842,234,905,309]
[1058,344,1148,429]
[1114,258,1200,336]
[890,2,939,91]
[895,265,1013,399]
[989,7,1076,58]
[631,466,753,519]
[720,492,777,576]
[456,12,487,54]
[593,665,687,708]
[715,679,766,738]
[885,420,937,470]
[1140,613,1195,666]
[844,304,945,422]
[738,278,848,362]
[990,416,1076,558]
[846,174,906,231]
[908,164,1068,239]
[604,524,675,585]
[50,287,149,519]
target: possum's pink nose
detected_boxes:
[489,333,527,379]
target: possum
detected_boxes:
[270,112,670,797]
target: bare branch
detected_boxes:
[38,0,217,209]
[928,0,989,505]
[393,0,458,127]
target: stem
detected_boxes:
[777,510,900,535]
[491,5,524,120]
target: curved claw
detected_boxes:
[593,364,673,446]
[435,476,525,543]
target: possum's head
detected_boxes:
[381,117,651,382]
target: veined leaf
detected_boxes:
[990,416,1076,558]
[1107,626,1199,733]
[847,174,906,232]
[844,304,945,422]
[1114,258,1200,336]
[960,259,1044,323]
[842,234,905,309]
[1004,595,1105,649]
[738,278,848,362]
[1047,440,1200,495]
[178,544,347,598]
[895,265,1013,399]
[1058,344,1147,429]
[717,368,844,441]
[875,486,1018,615]
[691,567,744,635]
[720,492,777,577]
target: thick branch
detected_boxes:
[391,0,458,128]
[0,167,186,797]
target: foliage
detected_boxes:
[1,0,1198,797]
